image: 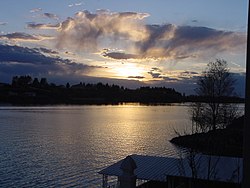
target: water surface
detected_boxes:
[0,104,190,187]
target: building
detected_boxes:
[99,154,242,188]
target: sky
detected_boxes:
[0,0,248,95]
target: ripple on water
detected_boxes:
[0,105,190,187]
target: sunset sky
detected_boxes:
[0,0,248,95]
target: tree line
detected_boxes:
[0,76,183,104]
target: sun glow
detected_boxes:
[115,63,145,79]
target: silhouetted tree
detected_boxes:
[32,78,40,87]
[40,78,48,87]
[11,76,19,87]
[66,82,70,89]
[191,59,239,132]
[12,75,32,87]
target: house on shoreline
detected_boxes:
[99,154,242,188]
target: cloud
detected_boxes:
[75,2,83,6]
[151,67,162,72]
[30,8,42,13]
[0,32,40,41]
[103,52,140,60]
[148,67,162,78]
[0,32,52,41]
[104,25,245,60]
[148,67,200,81]
[27,22,60,30]
[43,13,59,20]
[128,76,145,79]
[160,76,179,81]
[0,44,102,79]
[180,71,199,78]
[0,44,148,89]
[27,10,244,62]
[134,24,246,60]
[0,22,7,26]
[56,10,150,51]
[0,44,62,64]
[49,10,245,61]
[69,2,83,7]
[34,47,59,55]
[182,71,199,75]
[149,72,161,78]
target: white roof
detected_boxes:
[99,154,242,183]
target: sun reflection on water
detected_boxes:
[0,104,190,187]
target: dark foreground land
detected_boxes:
[170,116,244,157]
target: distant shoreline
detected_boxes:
[0,102,188,106]
[0,89,244,106]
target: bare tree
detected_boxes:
[192,59,239,132]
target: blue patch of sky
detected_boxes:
[0,0,248,33]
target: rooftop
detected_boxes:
[99,154,243,184]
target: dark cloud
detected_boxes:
[0,32,53,41]
[151,67,162,72]
[0,32,40,41]
[34,47,59,55]
[128,76,145,79]
[148,67,162,78]
[148,72,161,78]
[182,71,199,75]
[160,76,179,81]
[0,44,64,65]
[0,44,101,81]
[43,13,59,20]
[148,68,200,83]
[27,22,60,30]
[134,24,245,60]
[137,24,174,54]
[103,52,139,60]
[175,26,227,41]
